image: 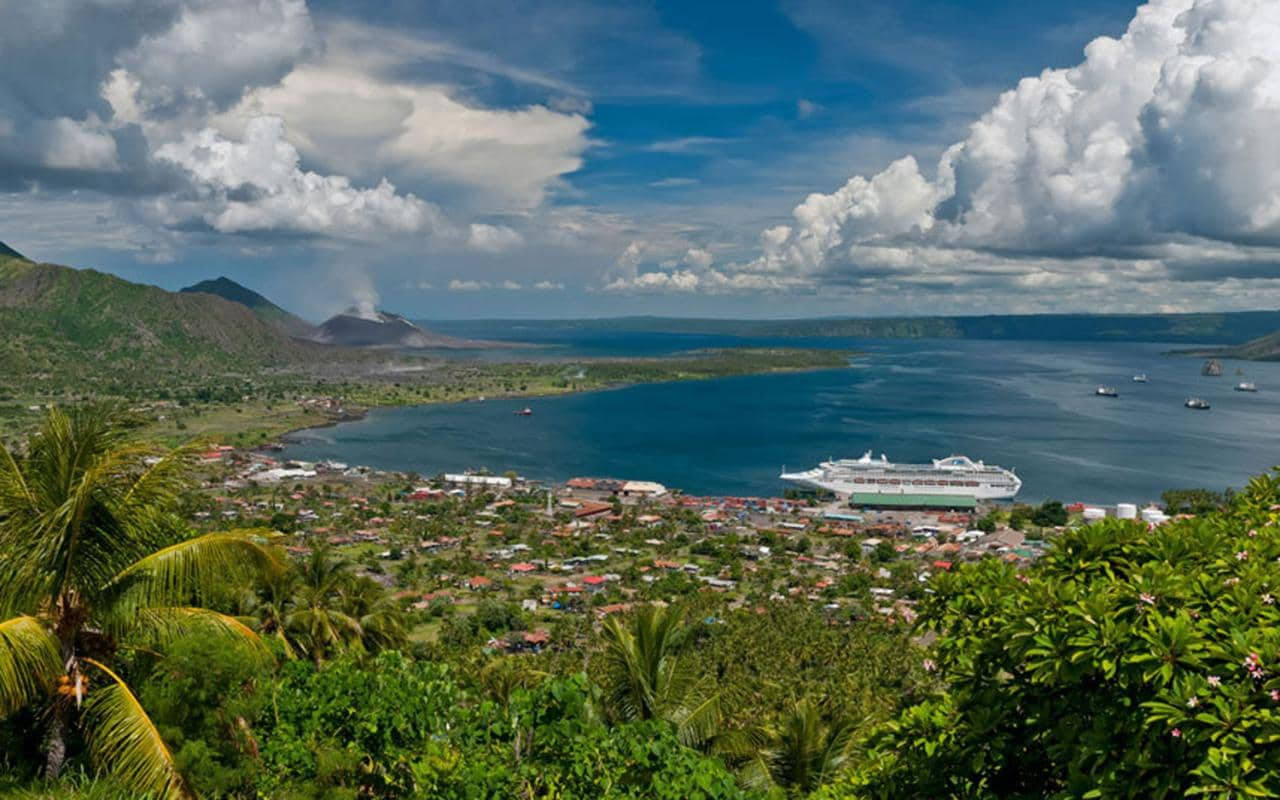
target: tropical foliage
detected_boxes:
[0,406,281,798]
[823,470,1280,799]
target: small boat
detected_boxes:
[1185,397,1211,410]
[1096,386,1119,397]
[514,407,533,416]
[1132,374,1148,383]
[1235,381,1258,392]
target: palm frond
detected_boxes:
[0,616,61,716]
[671,691,722,749]
[106,529,284,612]
[128,607,273,663]
[81,658,192,800]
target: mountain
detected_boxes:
[181,276,314,338]
[425,311,1280,345]
[0,257,342,380]
[313,309,489,349]
[1194,329,1280,361]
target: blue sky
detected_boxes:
[2,0,1278,320]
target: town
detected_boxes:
[187,442,1167,654]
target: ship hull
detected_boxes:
[781,454,1022,500]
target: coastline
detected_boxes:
[273,354,860,446]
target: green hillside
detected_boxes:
[0,257,330,387]
[181,276,315,337]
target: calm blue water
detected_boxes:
[284,338,1280,504]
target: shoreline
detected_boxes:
[272,358,859,447]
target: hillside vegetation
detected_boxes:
[0,254,328,375]
[180,276,315,338]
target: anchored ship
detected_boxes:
[781,452,1022,500]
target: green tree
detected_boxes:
[0,406,280,798]
[829,470,1280,799]
[736,700,857,797]
[597,604,721,747]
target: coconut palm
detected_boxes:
[734,699,857,796]
[597,604,720,747]
[0,406,282,799]
[283,548,363,662]
[338,575,408,654]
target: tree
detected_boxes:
[828,471,1280,799]
[736,700,857,796]
[597,604,721,747]
[1031,499,1068,528]
[283,549,363,663]
[0,406,281,799]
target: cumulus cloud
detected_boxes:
[152,116,439,237]
[216,19,592,211]
[0,0,589,256]
[533,280,565,290]
[448,279,490,291]
[468,223,524,253]
[740,0,1280,293]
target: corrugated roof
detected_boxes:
[849,493,977,509]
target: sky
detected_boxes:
[1,0,1279,321]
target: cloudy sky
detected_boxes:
[2,0,1278,320]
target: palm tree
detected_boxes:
[597,604,720,747]
[734,699,857,796]
[0,406,283,799]
[283,548,363,663]
[339,575,408,654]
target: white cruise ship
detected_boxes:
[781,451,1021,500]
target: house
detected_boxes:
[465,576,494,590]
[595,603,631,618]
[575,501,614,519]
[508,562,537,575]
[582,575,607,592]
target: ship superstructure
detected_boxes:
[781,451,1021,500]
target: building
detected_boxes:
[621,480,668,498]
[445,474,513,489]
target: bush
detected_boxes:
[827,471,1280,799]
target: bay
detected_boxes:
[283,338,1280,505]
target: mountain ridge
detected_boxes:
[181,276,315,337]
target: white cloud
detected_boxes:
[216,19,593,211]
[744,0,1280,292]
[153,116,439,237]
[644,136,730,154]
[796,98,822,118]
[683,247,714,269]
[533,280,564,290]
[448,278,490,291]
[468,223,524,253]
[40,116,121,171]
[500,280,523,290]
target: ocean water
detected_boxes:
[284,338,1280,505]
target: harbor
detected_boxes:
[283,339,1280,505]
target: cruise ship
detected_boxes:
[781,452,1022,500]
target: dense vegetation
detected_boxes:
[8,408,1280,798]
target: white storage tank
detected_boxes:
[1116,503,1138,520]
[1082,507,1107,522]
